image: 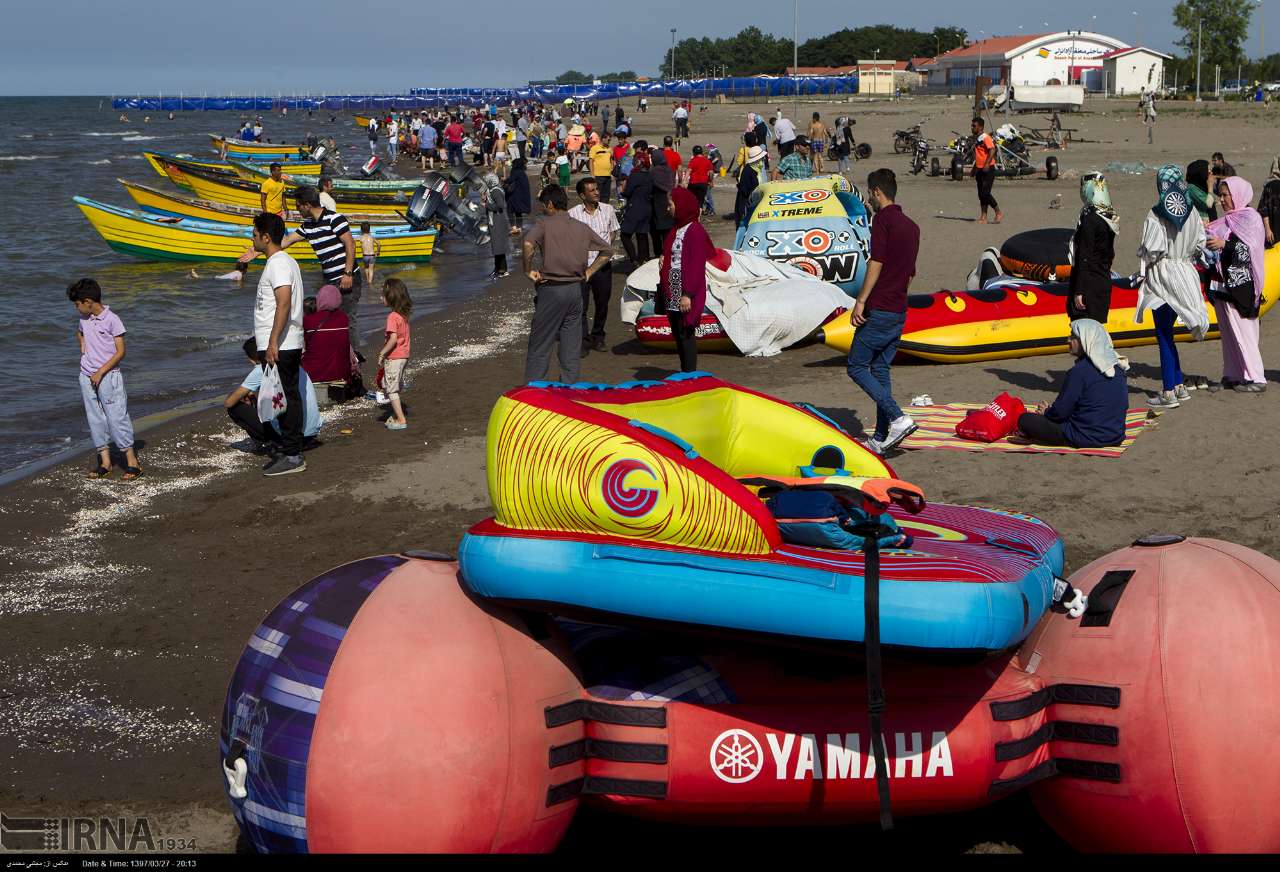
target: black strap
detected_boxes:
[546,775,668,807]
[548,738,669,768]
[989,683,1122,721]
[854,520,893,831]
[988,757,1122,797]
[544,699,667,729]
[994,721,1119,762]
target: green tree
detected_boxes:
[1172,0,1254,75]
[599,70,639,82]
[555,70,593,84]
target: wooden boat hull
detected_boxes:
[120,179,401,228]
[75,196,434,265]
[175,165,414,215]
[209,135,308,160]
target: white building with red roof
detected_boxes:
[926,31,1130,90]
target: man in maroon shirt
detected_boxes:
[847,168,920,455]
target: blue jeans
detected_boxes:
[1152,304,1182,391]
[846,308,906,440]
[447,142,463,166]
[388,140,398,161]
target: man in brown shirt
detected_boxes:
[521,184,611,383]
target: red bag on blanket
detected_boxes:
[955,392,1026,443]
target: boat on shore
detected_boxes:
[119,179,402,228]
[170,164,414,215]
[227,160,418,192]
[143,151,321,191]
[74,197,434,264]
[209,135,310,160]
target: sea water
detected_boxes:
[0,97,494,473]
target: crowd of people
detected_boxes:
[75,98,1277,482]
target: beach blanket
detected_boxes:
[899,404,1154,457]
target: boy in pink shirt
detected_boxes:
[68,278,141,479]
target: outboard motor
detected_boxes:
[405,172,490,246]
[360,156,383,178]
[310,144,329,162]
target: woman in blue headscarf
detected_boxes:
[1135,164,1209,409]
[1016,319,1130,448]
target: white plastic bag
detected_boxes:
[257,364,287,423]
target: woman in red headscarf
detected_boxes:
[657,186,714,372]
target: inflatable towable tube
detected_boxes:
[819,246,1280,363]
[733,175,871,295]
[220,536,1280,852]
[457,373,1063,652]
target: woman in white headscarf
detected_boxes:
[1068,172,1119,323]
[1135,164,1209,409]
[1016,319,1130,448]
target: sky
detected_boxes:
[1,0,1226,95]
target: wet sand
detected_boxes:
[1,95,1278,853]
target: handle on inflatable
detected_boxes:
[627,419,699,459]
[223,756,248,800]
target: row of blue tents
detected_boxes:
[110,75,860,111]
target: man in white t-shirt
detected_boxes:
[773,113,797,159]
[387,118,399,162]
[250,212,308,476]
[672,103,689,145]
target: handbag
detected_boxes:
[256,364,287,423]
[956,392,1026,443]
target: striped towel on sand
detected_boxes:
[899,404,1155,458]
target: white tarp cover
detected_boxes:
[621,251,851,357]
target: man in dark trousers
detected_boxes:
[847,168,920,456]
[521,185,612,384]
[971,116,1003,224]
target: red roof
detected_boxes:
[909,57,935,69]
[936,34,1051,61]
[785,65,858,76]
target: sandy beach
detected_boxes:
[2,95,1278,853]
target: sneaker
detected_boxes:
[1173,384,1192,401]
[1147,391,1180,409]
[879,415,918,452]
[591,335,607,351]
[263,455,306,477]
[1234,381,1267,393]
[375,391,390,405]
[862,435,886,456]
[385,420,408,430]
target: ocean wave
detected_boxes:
[87,159,111,165]
[114,154,145,160]
[0,155,56,162]
[121,135,158,142]
[83,131,139,136]
[17,134,34,139]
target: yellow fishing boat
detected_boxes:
[177,165,413,216]
[144,152,320,191]
[209,135,311,160]
[75,197,435,265]
[119,179,401,228]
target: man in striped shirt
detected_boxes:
[281,185,362,357]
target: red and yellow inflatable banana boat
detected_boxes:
[819,246,1280,363]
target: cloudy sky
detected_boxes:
[3,0,1205,95]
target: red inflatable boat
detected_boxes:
[221,536,1280,853]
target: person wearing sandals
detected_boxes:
[68,278,141,481]
[1135,165,1210,409]
[1206,176,1268,393]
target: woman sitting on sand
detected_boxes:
[1016,319,1129,448]
[302,285,362,398]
